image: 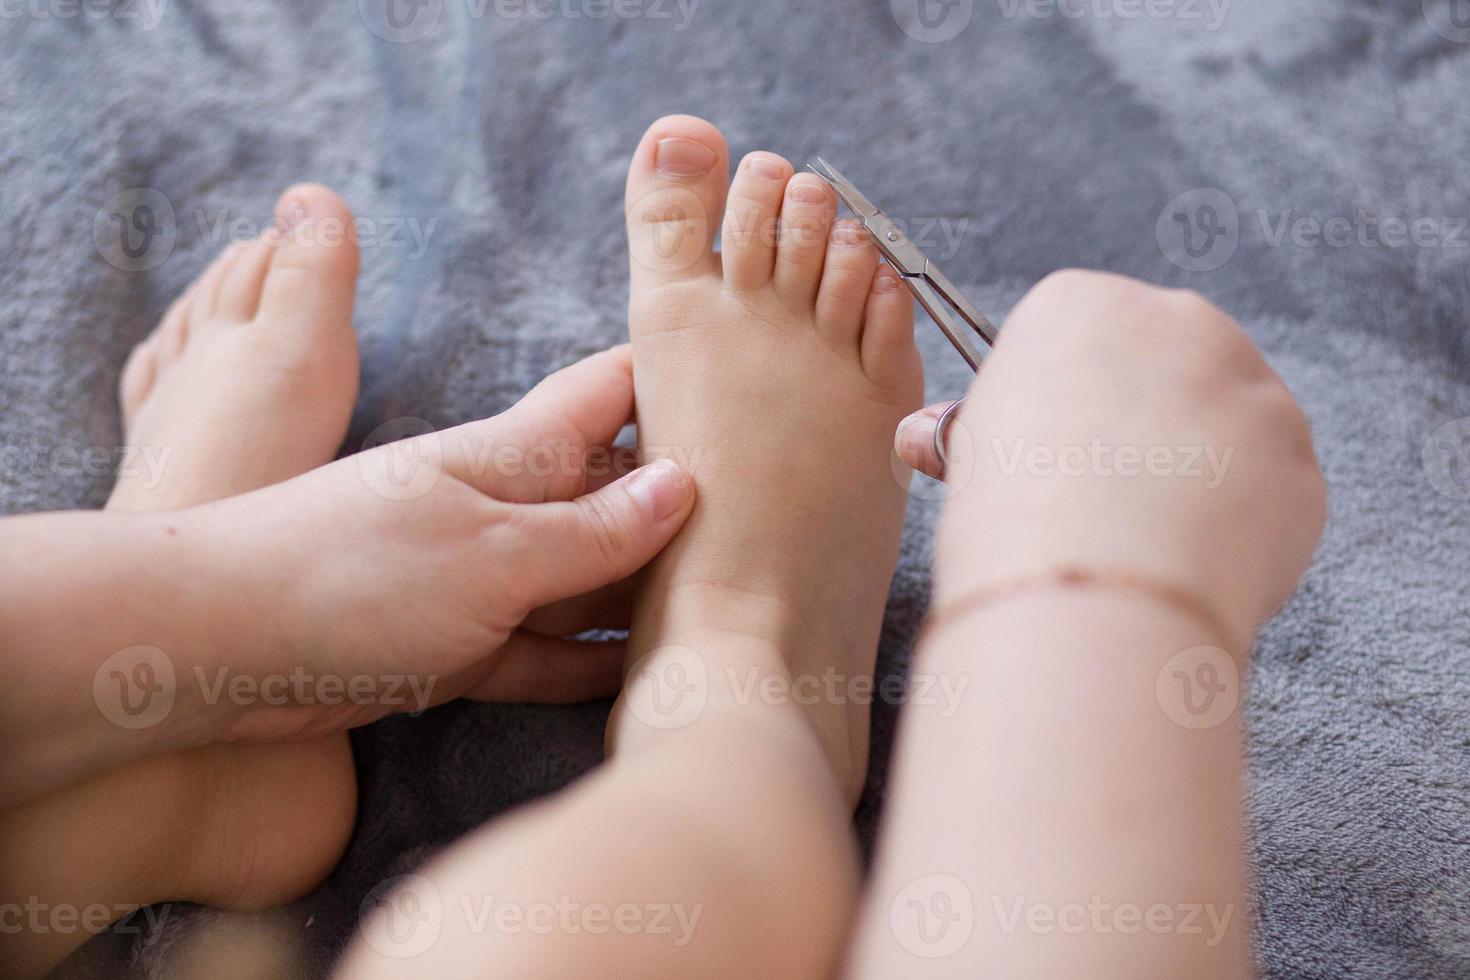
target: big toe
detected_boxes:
[256,184,361,337]
[625,115,728,291]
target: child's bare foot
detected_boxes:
[615,116,923,801]
[0,185,360,977]
[108,185,360,510]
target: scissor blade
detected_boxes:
[808,156,996,367]
[925,262,1000,348]
[806,157,880,219]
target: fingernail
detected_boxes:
[873,267,904,293]
[655,138,718,177]
[745,154,786,180]
[895,415,939,472]
[626,459,691,521]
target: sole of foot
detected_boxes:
[616,115,924,803]
[1,184,363,978]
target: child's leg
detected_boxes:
[0,185,361,977]
[339,115,922,979]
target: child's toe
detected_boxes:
[772,173,837,307]
[624,115,728,292]
[184,243,243,333]
[859,265,921,389]
[153,291,192,364]
[722,151,793,290]
[255,184,360,337]
[814,219,880,351]
[216,234,278,323]
[118,335,159,423]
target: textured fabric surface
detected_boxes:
[2,1,1467,976]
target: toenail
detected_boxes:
[832,220,866,246]
[745,155,787,180]
[655,138,718,177]
[275,194,308,232]
[788,178,830,204]
[873,267,904,293]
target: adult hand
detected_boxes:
[214,343,694,740]
[3,346,694,804]
[910,270,1325,641]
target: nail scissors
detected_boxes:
[807,157,997,469]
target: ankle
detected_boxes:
[614,619,869,807]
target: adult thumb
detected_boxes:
[507,459,695,609]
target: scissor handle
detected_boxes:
[934,398,966,473]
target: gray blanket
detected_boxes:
[2,1,1467,976]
